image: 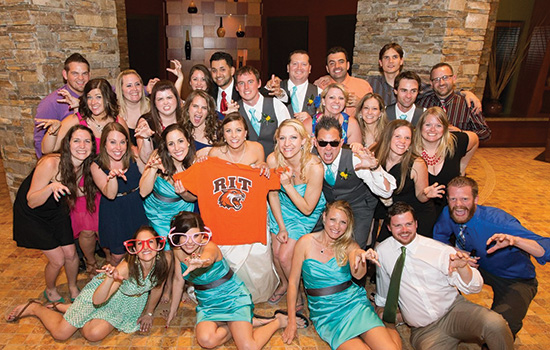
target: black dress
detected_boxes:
[429,131,469,217]
[13,170,74,250]
[98,161,148,255]
[377,162,437,241]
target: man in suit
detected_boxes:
[209,51,240,113]
[386,71,425,126]
[235,66,291,156]
[313,117,395,249]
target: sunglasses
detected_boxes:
[317,140,340,147]
[123,236,166,254]
[168,227,212,247]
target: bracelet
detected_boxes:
[146,312,153,317]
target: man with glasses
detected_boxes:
[433,176,550,337]
[417,63,491,140]
[313,117,396,250]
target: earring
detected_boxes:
[156,254,160,260]
[135,257,139,265]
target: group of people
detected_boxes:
[5,44,548,350]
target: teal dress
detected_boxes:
[64,265,156,333]
[182,258,253,323]
[268,184,326,240]
[302,257,384,350]
[144,176,195,250]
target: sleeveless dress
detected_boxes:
[312,112,350,143]
[378,162,437,241]
[143,176,195,250]
[13,170,74,250]
[268,183,326,241]
[194,139,212,153]
[182,258,253,323]
[302,257,384,350]
[64,265,156,333]
[70,175,100,239]
[98,161,148,255]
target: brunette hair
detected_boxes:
[378,43,404,73]
[125,226,169,287]
[188,64,215,95]
[96,122,133,171]
[356,92,387,146]
[387,201,417,221]
[373,119,417,193]
[235,65,260,82]
[64,53,90,72]
[182,90,220,145]
[79,78,119,121]
[157,123,195,178]
[58,125,97,212]
[216,112,249,147]
[148,80,184,145]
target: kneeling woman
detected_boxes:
[6,227,169,341]
[283,201,401,350]
[166,211,306,349]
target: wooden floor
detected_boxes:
[0,147,549,349]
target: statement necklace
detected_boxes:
[421,149,441,166]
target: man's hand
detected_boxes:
[486,233,518,254]
[314,75,331,90]
[448,250,477,274]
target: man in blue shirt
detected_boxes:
[433,176,550,337]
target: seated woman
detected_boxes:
[267,119,326,306]
[282,200,401,350]
[374,120,443,241]
[304,83,362,144]
[165,211,307,348]
[6,226,169,341]
[182,90,220,157]
[413,107,479,216]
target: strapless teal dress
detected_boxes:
[182,258,253,323]
[144,176,194,250]
[268,183,326,240]
[302,257,384,350]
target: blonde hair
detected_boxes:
[319,83,349,114]
[356,93,387,147]
[115,70,150,118]
[324,201,355,266]
[273,119,312,182]
[413,107,456,159]
[374,119,417,193]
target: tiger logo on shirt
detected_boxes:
[213,176,252,211]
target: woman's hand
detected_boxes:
[354,248,381,271]
[174,180,187,195]
[137,313,154,332]
[56,88,80,109]
[182,253,211,277]
[282,322,297,344]
[146,78,160,95]
[49,182,71,201]
[354,148,379,171]
[167,59,183,80]
[423,182,445,199]
[107,168,128,182]
[135,119,155,140]
[98,264,125,282]
[164,309,176,327]
[350,142,365,154]
[223,101,239,115]
[280,169,293,187]
[277,228,289,244]
[251,162,270,178]
[146,154,165,173]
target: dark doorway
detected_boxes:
[266,16,309,80]
[326,14,357,74]
[126,14,163,82]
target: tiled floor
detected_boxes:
[0,147,549,349]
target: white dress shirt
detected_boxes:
[375,234,483,328]
[395,104,417,122]
[287,80,322,109]
[243,95,291,126]
[322,149,397,198]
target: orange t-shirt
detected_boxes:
[173,157,280,245]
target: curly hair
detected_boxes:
[356,92,387,147]
[58,124,98,212]
[96,122,133,171]
[157,123,196,178]
[413,107,456,160]
[115,70,150,118]
[182,90,220,146]
[148,80,184,145]
[79,78,119,121]
[373,119,417,193]
[188,64,215,96]
[125,226,169,287]
[273,119,312,182]
[323,200,355,267]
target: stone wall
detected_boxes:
[354,0,500,97]
[0,0,121,201]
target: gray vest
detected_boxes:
[386,103,423,126]
[281,80,318,116]
[322,148,374,206]
[238,97,278,156]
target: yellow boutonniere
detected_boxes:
[261,113,275,124]
[339,169,351,180]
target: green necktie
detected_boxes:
[383,246,406,323]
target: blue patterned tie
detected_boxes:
[456,224,467,250]
[249,108,260,135]
[325,165,336,186]
[291,86,300,113]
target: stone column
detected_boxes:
[354,0,499,95]
[0,0,122,201]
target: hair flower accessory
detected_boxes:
[313,94,321,109]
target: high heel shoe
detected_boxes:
[43,290,65,303]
